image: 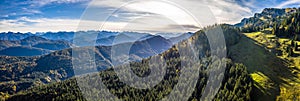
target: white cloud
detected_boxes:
[82,0,212,33]
[203,0,252,24]
[276,0,300,8]
[0,17,127,33]
[30,0,90,7]
[1,0,258,33]
[0,16,197,33]
[21,7,42,15]
[0,20,26,27]
[88,0,253,25]
[89,0,127,8]
[239,0,257,8]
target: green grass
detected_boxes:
[244,32,277,49]
[229,34,282,100]
[250,72,273,89]
[239,31,300,101]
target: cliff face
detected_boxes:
[235,8,299,27]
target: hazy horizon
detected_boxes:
[1,0,299,33]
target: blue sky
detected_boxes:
[0,0,299,33]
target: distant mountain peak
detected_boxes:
[22,36,48,41]
[235,7,299,27]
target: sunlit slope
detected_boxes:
[245,31,300,100]
[5,25,253,101]
[229,31,300,100]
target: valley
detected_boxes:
[4,25,253,101]
[0,6,299,101]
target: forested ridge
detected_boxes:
[4,25,254,101]
[3,7,300,100]
[236,7,300,100]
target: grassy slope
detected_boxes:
[247,31,300,100]
[229,31,300,100]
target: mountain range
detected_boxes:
[0,31,185,94]
[1,7,300,101]
[235,8,297,27]
[0,31,192,56]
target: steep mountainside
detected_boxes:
[0,40,19,50]
[168,32,193,44]
[0,36,72,56]
[0,32,33,41]
[233,7,300,100]
[0,35,174,95]
[32,41,72,50]
[0,31,183,56]
[1,6,299,101]
[40,32,75,41]
[5,25,254,101]
[235,8,299,32]
[19,36,49,46]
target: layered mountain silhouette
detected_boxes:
[0,32,180,94]
[0,36,72,56]
[0,31,191,56]
[1,7,300,101]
